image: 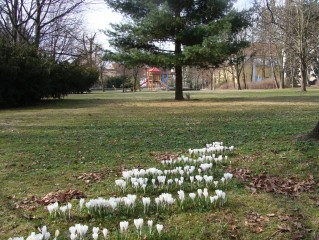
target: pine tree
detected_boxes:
[105,0,250,100]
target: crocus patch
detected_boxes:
[10,142,235,239]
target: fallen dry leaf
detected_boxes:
[278,224,292,232]
[266,213,276,217]
[229,168,252,182]
[150,152,179,162]
[245,212,269,233]
[77,172,102,183]
[35,189,86,205]
[253,173,315,196]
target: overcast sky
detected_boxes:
[84,0,253,49]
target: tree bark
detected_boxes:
[309,122,319,139]
[243,65,247,89]
[12,0,18,44]
[300,60,307,92]
[175,40,183,100]
[297,121,319,141]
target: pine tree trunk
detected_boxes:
[175,40,183,100]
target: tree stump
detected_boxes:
[296,121,319,142]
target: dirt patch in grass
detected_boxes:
[150,151,180,161]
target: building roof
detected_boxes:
[147,67,161,73]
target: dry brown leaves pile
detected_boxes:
[230,168,315,196]
[231,168,252,182]
[150,152,179,162]
[248,173,315,197]
[34,189,86,205]
[77,172,103,183]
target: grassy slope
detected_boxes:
[0,89,318,239]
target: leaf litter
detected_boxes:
[33,189,86,205]
[150,152,180,162]
[229,167,315,196]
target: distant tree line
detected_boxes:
[0,0,99,107]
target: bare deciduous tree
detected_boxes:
[0,0,87,59]
[261,0,319,91]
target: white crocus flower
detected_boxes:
[120,221,129,235]
[155,197,160,212]
[151,178,156,188]
[67,202,72,218]
[210,196,218,204]
[26,232,43,240]
[79,198,85,211]
[221,191,226,204]
[142,197,151,214]
[102,228,108,239]
[69,226,76,236]
[197,189,203,198]
[205,176,213,186]
[215,189,223,198]
[189,193,196,203]
[75,224,88,238]
[60,205,67,216]
[55,230,60,239]
[190,176,194,186]
[142,183,147,193]
[92,233,98,240]
[115,179,127,192]
[224,173,233,182]
[195,175,203,186]
[167,179,173,186]
[127,194,137,208]
[157,175,166,186]
[221,177,225,184]
[70,233,77,240]
[47,202,59,217]
[133,181,139,191]
[174,178,179,185]
[156,224,163,235]
[147,220,153,234]
[177,190,185,203]
[38,226,50,240]
[134,218,144,236]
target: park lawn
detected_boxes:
[0,89,318,239]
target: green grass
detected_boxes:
[1,89,319,239]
